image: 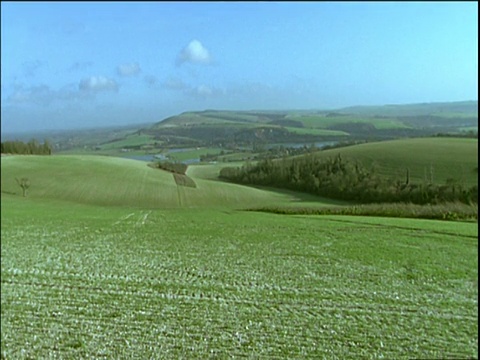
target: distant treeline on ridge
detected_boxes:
[219,154,478,205]
[1,139,52,155]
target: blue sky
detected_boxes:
[1,1,478,133]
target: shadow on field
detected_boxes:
[173,173,197,188]
[317,217,478,240]
[251,185,350,206]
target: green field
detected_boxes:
[1,191,477,358]
[166,147,225,163]
[289,115,412,130]
[1,147,478,358]
[98,134,156,150]
[284,126,350,136]
[2,155,341,209]
[315,137,478,187]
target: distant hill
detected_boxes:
[19,100,476,155]
[336,100,478,117]
[131,100,477,149]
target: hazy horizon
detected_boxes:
[1,1,478,134]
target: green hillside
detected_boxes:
[0,155,339,209]
[337,100,478,117]
[316,137,478,186]
[34,100,476,157]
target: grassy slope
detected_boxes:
[313,137,478,186]
[292,115,412,130]
[337,100,478,117]
[0,155,340,209]
[1,195,477,358]
[98,134,155,150]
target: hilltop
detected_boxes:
[19,100,475,158]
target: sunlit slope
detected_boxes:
[1,155,331,208]
[315,137,478,186]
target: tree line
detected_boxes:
[1,139,52,155]
[219,154,477,205]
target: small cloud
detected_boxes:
[6,83,90,106]
[68,61,94,72]
[186,84,225,99]
[195,84,213,96]
[176,40,212,66]
[163,76,188,90]
[79,76,119,92]
[22,60,43,77]
[144,75,159,87]
[117,62,141,77]
[8,84,53,106]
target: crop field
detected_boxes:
[165,147,224,163]
[162,111,298,126]
[1,151,478,358]
[2,155,330,209]
[1,192,478,359]
[98,134,156,151]
[284,127,349,136]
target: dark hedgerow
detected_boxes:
[248,202,478,222]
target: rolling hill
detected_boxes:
[312,137,478,187]
[0,155,340,209]
[139,101,477,146]
[7,100,471,158]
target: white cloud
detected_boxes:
[6,83,91,106]
[117,62,141,77]
[7,85,57,106]
[79,76,119,92]
[195,84,213,96]
[176,40,212,66]
[186,84,225,99]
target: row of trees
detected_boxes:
[1,139,52,155]
[219,154,477,205]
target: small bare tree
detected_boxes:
[15,177,30,197]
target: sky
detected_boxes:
[1,1,478,133]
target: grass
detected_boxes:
[284,127,349,136]
[1,194,477,358]
[315,137,478,187]
[165,147,224,162]
[1,148,478,358]
[294,115,412,130]
[98,134,156,150]
[0,154,338,209]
